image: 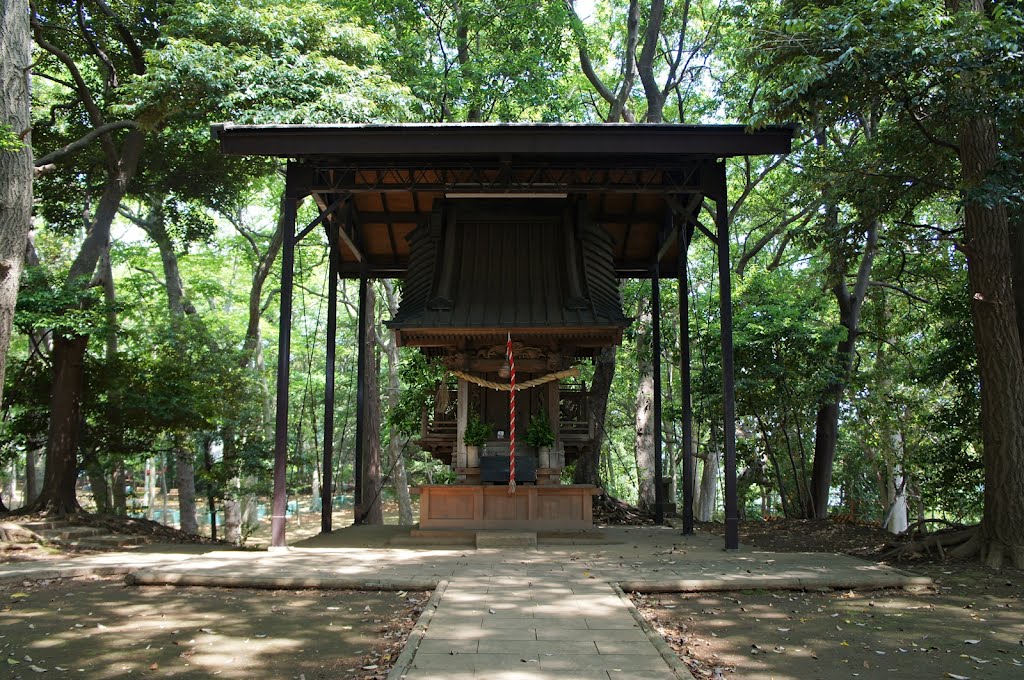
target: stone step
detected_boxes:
[40,526,106,542]
[20,520,71,532]
[475,531,537,549]
[390,533,476,548]
[409,529,477,539]
[75,534,150,549]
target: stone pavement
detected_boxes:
[0,525,931,680]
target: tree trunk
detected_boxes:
[36,334,89,514]
[25,446,43,506]
[7,460,18,508]
[359,284,383,525]
[83,452,110,514]
[111,463,127,516]
[230,199,282,540]
[33,129,145,515]
[0,0,33,412]
[809,214,878,518]
[175,442,198,534]
[697,439,720,522]
[576,346,614,486]
[634,303,656,511]
[380,280,413,525]
[1007,209,1024,357]
[959,111,1024,569]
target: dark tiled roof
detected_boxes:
[389,203,627,335]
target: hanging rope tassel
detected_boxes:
[507,332,516,495]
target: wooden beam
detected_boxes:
[337,220,365,263]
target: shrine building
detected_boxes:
[212,122,795,549]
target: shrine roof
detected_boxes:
[212,123,795,278]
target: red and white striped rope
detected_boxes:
[507,332,516,495]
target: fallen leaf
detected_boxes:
[945,674,970,679]
[29,665,48,673]
[964,640,981,645]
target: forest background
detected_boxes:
[1,0,1023,567]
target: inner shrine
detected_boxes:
[213,122,794,547]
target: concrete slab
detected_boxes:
[477,531,538,549]
[0,525,932,680]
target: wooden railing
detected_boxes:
[421,386,594,443]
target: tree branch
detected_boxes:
[30,5,111,154]
[35,120,138,167]
[868,281,931,305]
[91,0,146,75]
[76,0,118,89]
[565,0,618,107]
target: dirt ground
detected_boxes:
[631,519,1024,679]
[0,576,428,679]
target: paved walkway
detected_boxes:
[0,525,931,680]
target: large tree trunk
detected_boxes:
[0,0,33,411]
[175,441,199,534]
[37,334,89,514]
[33,130,145,515]
[634,301,656,511]
[359,284,383,525]
[959,112,1024,569]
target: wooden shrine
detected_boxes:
[388,197,628,528]
[213,123,795,545]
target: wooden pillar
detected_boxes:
[715,170,739,551]
[321,225,339,534]
[456,378,469,469]
[271,166,299,548]
[679,223,695,535]
[354,275,368,523]
[547,379,561,472]
[652,266,664,525]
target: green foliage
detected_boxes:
[353,0,583,121]
[136,0,414,125]
[463,411,492,446]
[390,351,447,437]
[0,124,23,152]
[525,412,555,448]
[15,266,112,337]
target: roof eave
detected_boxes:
[211,122,796,161]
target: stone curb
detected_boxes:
[610,581,696,680]
[387,579,449,680]
[617,573,933,593]
[125,571,439,591]
[0,565,132,583]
